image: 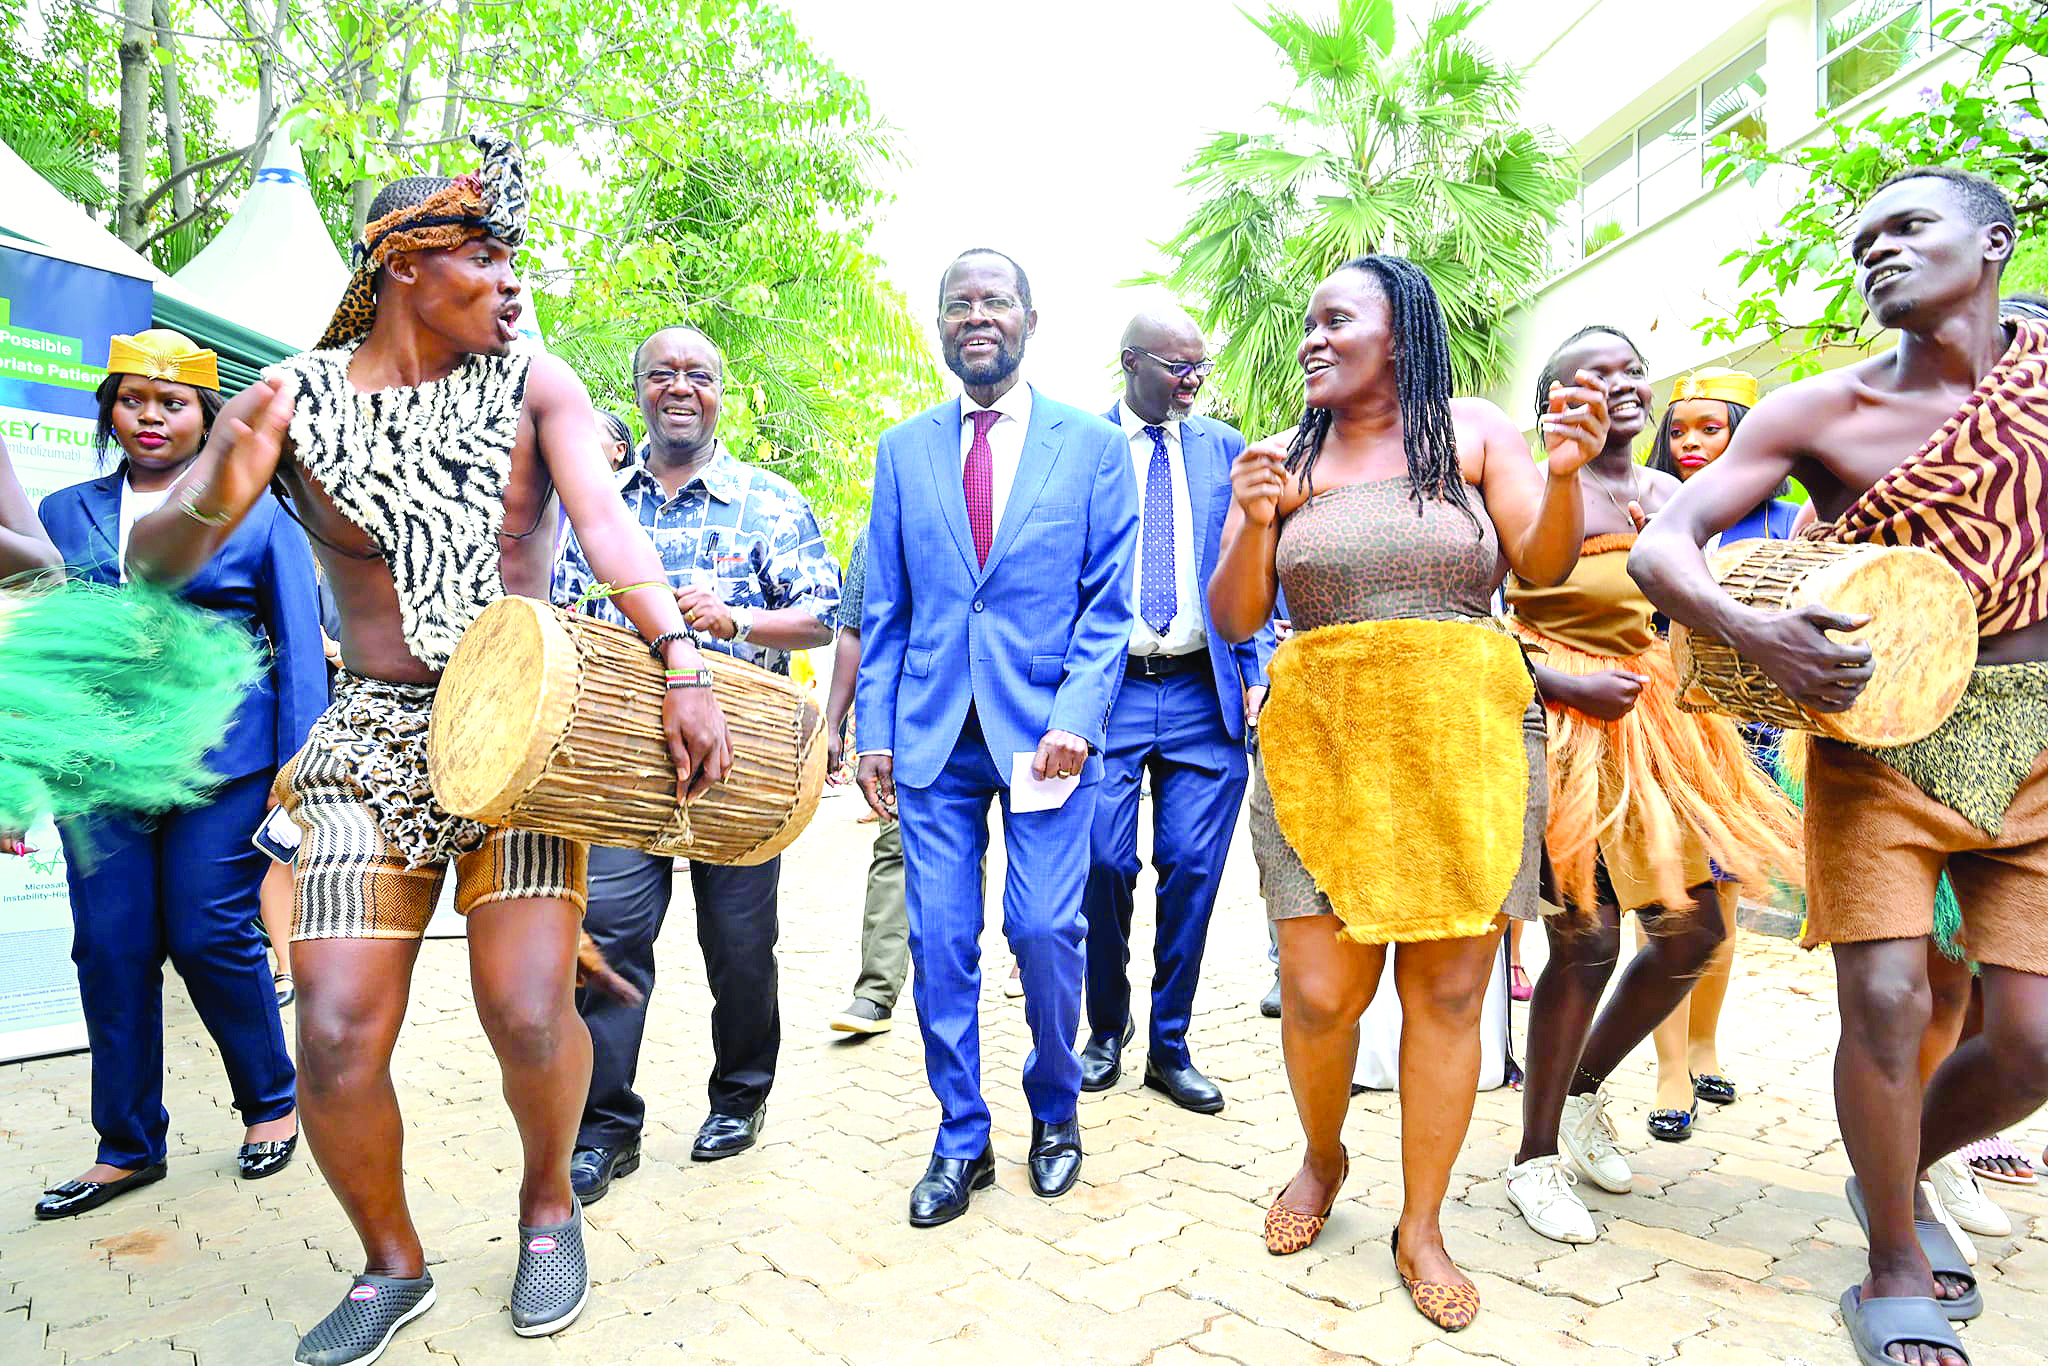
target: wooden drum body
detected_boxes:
[1670,538,1976,747]
[428,597,825,864]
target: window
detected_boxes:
[1559,44,1768,264]
[1818,0,1935,109]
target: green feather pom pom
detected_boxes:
[0,578,261,829]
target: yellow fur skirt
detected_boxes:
[1511,624,1803,914]
[1254,618,1538,944]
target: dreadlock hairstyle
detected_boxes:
[1284,254,1475,529]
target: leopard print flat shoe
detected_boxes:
[1392,1229,1480,1331]
[1263,1152,1347,1255]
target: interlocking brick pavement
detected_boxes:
[4,790,2045,1364]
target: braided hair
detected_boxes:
[1285,254,1474,528]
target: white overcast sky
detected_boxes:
[778,0,1294,410]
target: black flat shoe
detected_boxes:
[239,1132,299,1180]
[1143,1058,1224,1114]
[570,1139,641,1204]
[692,1104,765,1162]
[1079,1019,1136,1092]
[1259,973,1282,1019]
[1028,1117,1083,1197]
[1692,1074,1737,1106]
[1647,1105,1697,1142]
[908,1145,995,1227]
[34,1161,168,1219]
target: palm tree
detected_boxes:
[1152,0,1576,439]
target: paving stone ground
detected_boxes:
[4,789,2045,1364]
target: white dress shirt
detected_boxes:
[117,478,171,582]
[1119,404,1205,657]
[960,381,1034,532]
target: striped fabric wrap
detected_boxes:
[1824,318,2048,635]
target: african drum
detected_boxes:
[427,596,825,864]
[1669,539,1976,747]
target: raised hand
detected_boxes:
[1230,436,1290,526]
[1540,369,1611,477]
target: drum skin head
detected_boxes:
[429,596,579,821]
[1674,540,1976,746]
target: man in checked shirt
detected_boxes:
[553,326,839,1200]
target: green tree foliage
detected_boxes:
[1148,0,1576,440]
[1,0,934,546]
[1700,1,2047,374]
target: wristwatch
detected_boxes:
[729,604,755,643]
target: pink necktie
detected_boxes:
[964,409,1000,566]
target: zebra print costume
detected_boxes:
[272,344,531,671]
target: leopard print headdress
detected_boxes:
[315,130,529,352]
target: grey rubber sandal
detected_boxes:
[1844,1177,1982,1320]
[1840,1287,1969,1366]
[294,1273,435,1366]
[510,1199,588,1336]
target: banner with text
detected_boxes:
[0,243,153,1061]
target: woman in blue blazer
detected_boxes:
[33,331,327,1220]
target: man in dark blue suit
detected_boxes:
[857,249,1139,1227]
[1081,307,1274,1113]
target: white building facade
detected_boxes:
[1460,0,1979,418]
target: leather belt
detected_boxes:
[1126,649,1208,679]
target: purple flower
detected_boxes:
[1961,135,1983,153]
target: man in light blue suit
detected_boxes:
[857,249,1139,1227]
[1081,307,1275,1115]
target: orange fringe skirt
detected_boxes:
[1511,625,1804,915]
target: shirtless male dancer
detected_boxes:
[126,134,732,1366]
[1633,167,2048,1366]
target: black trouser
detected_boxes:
[574,846,781,1147]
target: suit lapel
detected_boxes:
[980,397,1061,583]
[921,399,979,575]
[1181,419,1214,567]
[79,469,123,566]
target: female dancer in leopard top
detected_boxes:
[1209,255,1607,1332]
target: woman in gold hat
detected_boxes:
[31,329,328,1220]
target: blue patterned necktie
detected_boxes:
[1140,424,1176,635]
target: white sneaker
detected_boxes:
[1920,1179,1979,1266]
[1930,1152,2010,1239]
[1559,1088,1633,1193]
[1505,1154,1596,1243]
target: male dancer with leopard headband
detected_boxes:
[127,132,732,1365]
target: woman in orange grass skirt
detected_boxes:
[1498,326,1801,1250]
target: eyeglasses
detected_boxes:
[941,295,1021,322]
[637,368,721,390]
[1130,347,1213,381]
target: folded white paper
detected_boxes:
[1009,752,1081,812]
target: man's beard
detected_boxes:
[946,337,1024,388]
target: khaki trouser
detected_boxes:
[853,818,909,1008]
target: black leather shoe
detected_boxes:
[1028,1118,1083,1197]
[908,1145,995,1227]
[1692,1074,1737,1106]
[237,1131,299,1180]
[34,1161,168,1220]
[1143,1058,1225,1114]
[570,1139,641,1203]
[692,1105,765,1162]
[1079,1020,1136,1092]
[1647,1105,1697,1142]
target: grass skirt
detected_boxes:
[1513,623,1804,916]
[0,578,259,829]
